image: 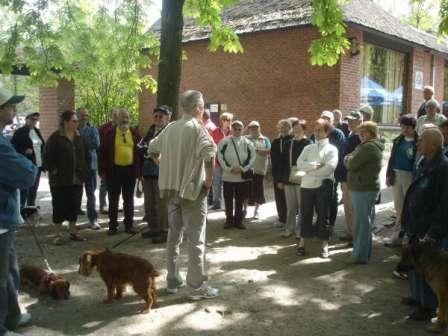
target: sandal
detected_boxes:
[69,233,86,242]
[296,246,306,256]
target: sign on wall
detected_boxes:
[415,70,423,90]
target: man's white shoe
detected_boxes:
[18,313,31,326]
[166,282,186,294]
[189,284,219,301]
[90,221,101,230]
[281,230,293,238]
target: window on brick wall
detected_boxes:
[443,62,448,117]
[361,43,406,124]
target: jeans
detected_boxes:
[166,194,208,290]
[408,239,448,310]
[0,231,21,335]
[212,166,223,208]
[300,182,331,240]
[284,184,301,235]
[351,191,378,263]
[20,167,42,208]
[99,178,108,210]
[85,169,98,222]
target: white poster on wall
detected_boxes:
[415,70,423,90]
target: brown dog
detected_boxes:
[399,240,448,333]
[78,249,159,313]
[20,265,70,300]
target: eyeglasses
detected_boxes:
[233,128,242,131]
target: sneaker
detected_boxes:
[189,284,219,300]
[282,230,293,238]
[320,246,329,258]
[393,269,408,280]
[18,312,31,326]
[166,282,186,294]
[90,221,101,230]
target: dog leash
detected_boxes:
[111,186,210,249]
[22,207,54,273]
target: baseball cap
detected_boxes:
[0,88,25,106]
[345,111,363,121]
[358,104,374,119]
[231,120,244,128]
[247,120,260,128]
[26,112,40,120]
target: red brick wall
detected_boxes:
[139,25,447,137]
[39,79,75,139]
[339,27,363,115]
[139,26,341,139]
[433,55,445,102]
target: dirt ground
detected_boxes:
[14,175,432,336]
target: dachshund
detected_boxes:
[20,265,70,300]
[78,249,160,313]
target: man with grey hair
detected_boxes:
[148,90,219,300]
[416,99,447,135]
[401,127,448,323]
[417,85,435,118]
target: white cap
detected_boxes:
[320,110,334,122]
[247,120,260,128]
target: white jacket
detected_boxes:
[296,138,338,189]
[217,135,256,182]
[148,115,216,201]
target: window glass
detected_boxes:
[361,44,406,124]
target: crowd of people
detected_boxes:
[1,84,448,334]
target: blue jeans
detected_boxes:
[212,166,223,208]
[85,169,98,222]
[408,239,448,309]
[0,231,21,335]
[351,191,378,263]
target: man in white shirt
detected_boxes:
[416,99,447,135]
[148,90,219,300]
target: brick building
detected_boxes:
[140,0,448,138]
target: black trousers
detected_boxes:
[223,181,249,227]
[300,180,332,240]
[107,165,136,230]
[328,181,339,226]
[273,183,287,223]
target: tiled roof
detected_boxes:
[150,0,448,54]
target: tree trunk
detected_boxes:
[156,0,185,119]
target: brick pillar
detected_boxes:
[339,27,363,114]
[39,79,75,139]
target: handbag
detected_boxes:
[231,138,254,180]
[288,141,302,185]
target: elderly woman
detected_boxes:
[270,119,294,226]
[218,120,256,229]
[244,120,271,219]
[344,121,384,264]
[296,119,338,258]
[282,118,312,238]
[44,110,90,245]
[416,99,447,135]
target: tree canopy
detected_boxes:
[2,0,448,120]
